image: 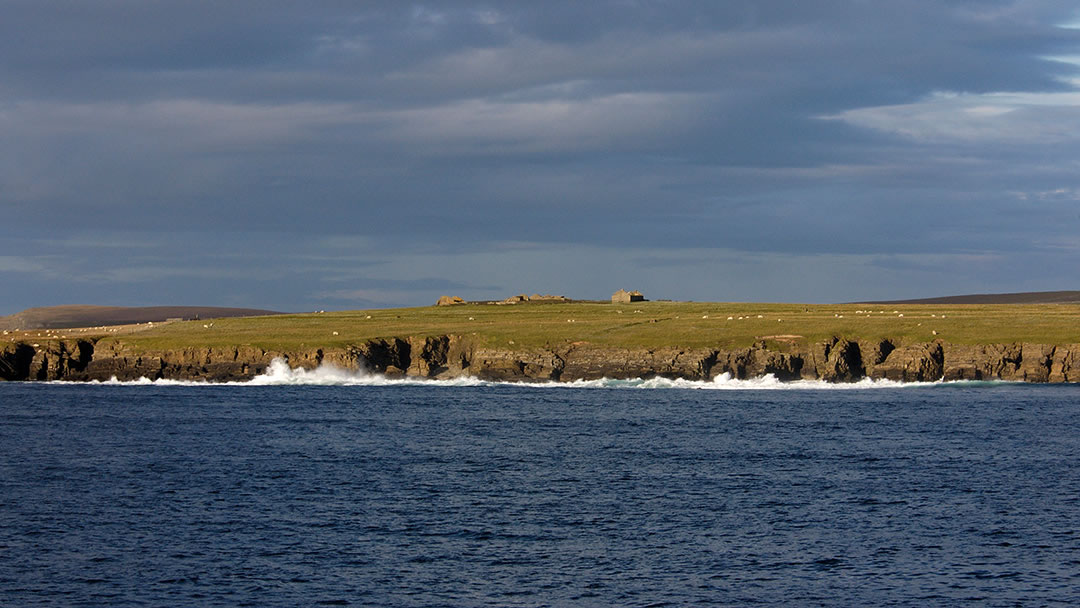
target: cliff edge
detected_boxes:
[3,335,1078,384]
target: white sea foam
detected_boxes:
[71,357,958,390]
[244,358,489,387]
[83,358,485,388]
[550,373,938,390]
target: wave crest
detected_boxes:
[77,357,953,389]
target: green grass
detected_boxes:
[92,301,1080,352]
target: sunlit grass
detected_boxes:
[93,301,1080,352]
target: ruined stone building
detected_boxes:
[612,289,645,304]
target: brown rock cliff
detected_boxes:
[2,336,1079,383]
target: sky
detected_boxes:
[2,1,1080,313]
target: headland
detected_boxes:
[2,298,1079,383]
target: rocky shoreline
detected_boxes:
[2,335,1078,384]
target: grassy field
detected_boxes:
[25,301,1076,352]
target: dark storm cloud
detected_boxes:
[1,1,1079,311]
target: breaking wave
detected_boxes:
[70,357,982,390]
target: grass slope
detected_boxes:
[867,290,1080,305]
[0,305,283,330]
[84,301,1080,353]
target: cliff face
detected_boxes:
[2,336,1079,384]
[0,340,95,381]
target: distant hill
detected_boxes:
[0,305,283,330]
[862,290,1080,305]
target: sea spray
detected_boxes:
[66,357,974,389]
[244,358,489,387]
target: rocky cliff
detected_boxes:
[3,335,1079,384]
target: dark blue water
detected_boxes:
[1,382,1078,606]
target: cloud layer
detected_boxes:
[2,1,1079,311]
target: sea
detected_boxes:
[1,361,1078,607]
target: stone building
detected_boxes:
[612,289,645,304]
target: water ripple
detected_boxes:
[1,382,1078,605]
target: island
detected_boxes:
[2,297,1079,383]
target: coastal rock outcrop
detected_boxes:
[560,346,714,381]
[0,343,36,380]
[1,340,94,381]
[1050,345,1080,382]
[943,343,1022,381]
[1017,343,1055,383]
[870,342,944,382]
[3,336,1079,384]
[858,339,896,379]
[713,346,802,381]
[470,347,564,381]
[815,338,865,382]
